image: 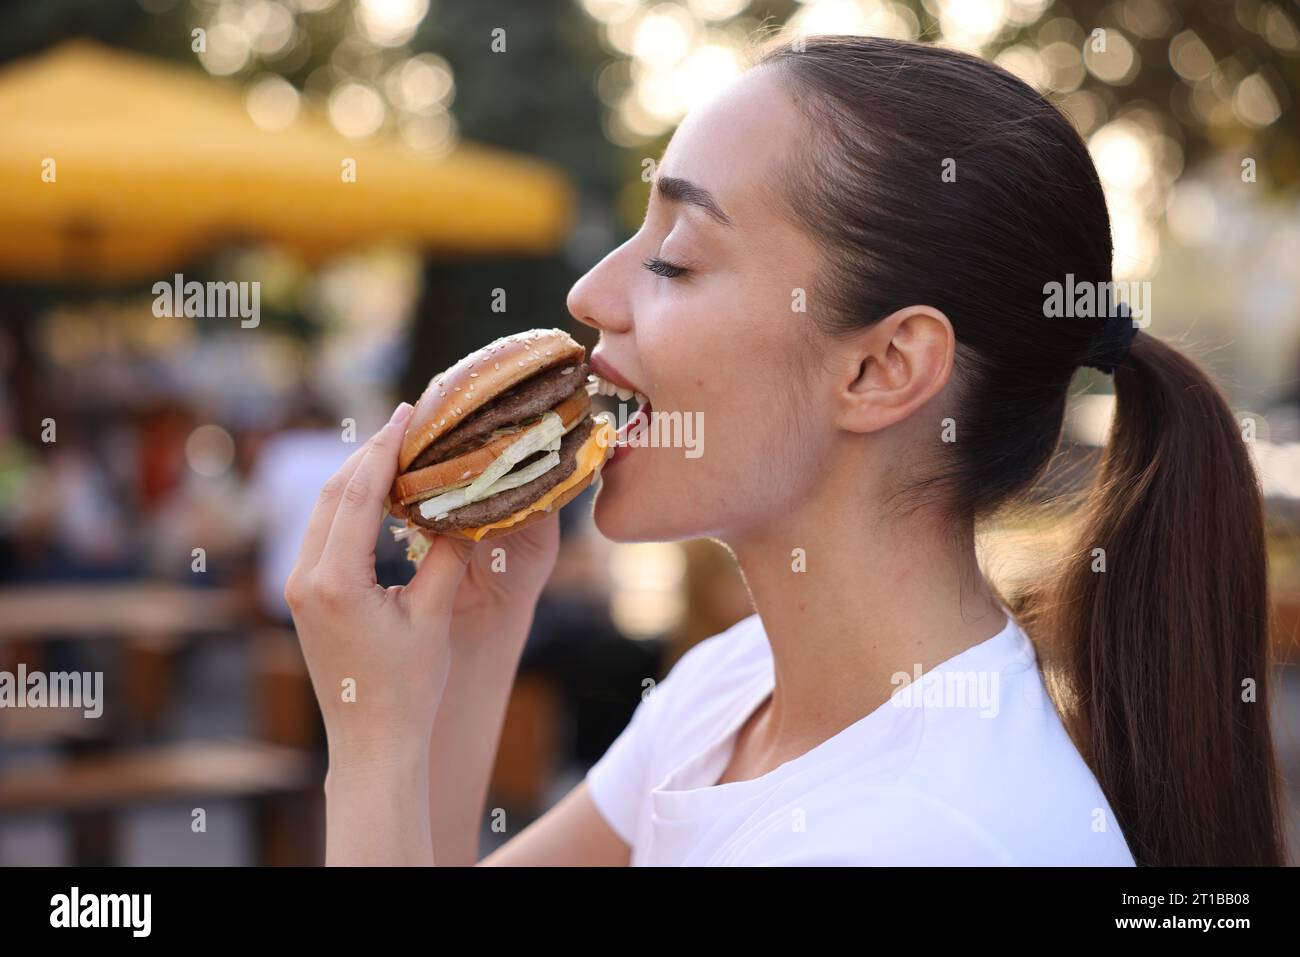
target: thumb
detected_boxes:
[401,532,475,619]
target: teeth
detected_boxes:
[589,373,648,404]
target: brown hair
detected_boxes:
[758,35,1286,866]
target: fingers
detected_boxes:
[401,532,475,619]
[515,511,560,555]
[320,402,414,576]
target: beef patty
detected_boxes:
[410,415,592,531]
[409,360,589,470]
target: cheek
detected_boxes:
[594,378,814,542]
[592,272,823,540]
[724,391,818,506]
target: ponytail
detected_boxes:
[1019,334,1287,866]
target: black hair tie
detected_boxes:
[1081,302,1140,375]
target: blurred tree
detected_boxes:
[399,0,622,393]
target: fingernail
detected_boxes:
[389,402,413,425]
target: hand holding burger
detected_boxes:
[284,402,471,780]
[285,329,617,863]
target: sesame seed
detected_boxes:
[454,387,461,392]
[470,372,478,377]
[439,391,446,397]
[494,362,499,369]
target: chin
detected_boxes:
[590,479,653,542]
[590,472,714,543]
[590,474,679,542]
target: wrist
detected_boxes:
[449,603,537,660]
[326,737,429,787]
[323,752,434,866]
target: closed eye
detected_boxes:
[643,256,689,279]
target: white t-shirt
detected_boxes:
[585,611,1136,866]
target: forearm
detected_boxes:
[324,753,433,865]
[427,607,536,865]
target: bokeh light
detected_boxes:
[185,424,237,477]
[355,0,429,47]
[245,73,301,130]
[328,80,386,137]
[610,542,687,638]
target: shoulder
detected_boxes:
[627,612,768,760]
[881,619,1136,865]
[592,612,765,756]
[583,613,766,846]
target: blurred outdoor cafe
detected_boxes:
[1,0,1299,865]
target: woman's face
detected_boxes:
[569,67,830,543]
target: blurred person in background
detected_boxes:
[147,413,262,586]
[1,399,136,582]
[247,393,356,625]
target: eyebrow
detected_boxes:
[655,175,735,227]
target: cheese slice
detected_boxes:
[459,416,616,542]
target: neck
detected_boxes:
[722,480,1007,762]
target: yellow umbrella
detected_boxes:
[0,40,575,282]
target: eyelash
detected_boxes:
[643,256,689,279]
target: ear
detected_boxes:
[835,305,955,434]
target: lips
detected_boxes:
[586,353,654,463]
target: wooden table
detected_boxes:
[0,584,247,641]
[0,585,322,863]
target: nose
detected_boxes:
[566,238,634,336]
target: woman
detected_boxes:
[286,36,1287,866]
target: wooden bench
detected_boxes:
[0,589,325,864]
[0,738,319,865]
[0,584,248,734]
[0,706,105,745]
[0,584,246,642]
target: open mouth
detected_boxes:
[586,373,651,443]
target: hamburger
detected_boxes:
[386,328,617,558]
